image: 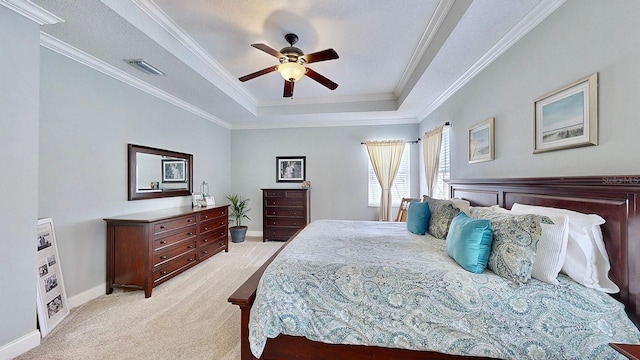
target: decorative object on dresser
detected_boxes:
[227,194,251,243]
[104,205,229,298]
[262,188,310,242]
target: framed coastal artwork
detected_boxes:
[468,118,495,163]
[533,73,598,153]
[276,156,306,183]
[37,217,70,337]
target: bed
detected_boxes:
[228,175,640,359]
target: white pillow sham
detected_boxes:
[510,203,619,293]
[491,206,569,285]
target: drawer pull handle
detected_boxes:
[160,255,167,260]
[188,219,193,222]
[202,251,207,254]
[188,232,194,236]
[160,225,166,229]
[220,232,225,236]
[188,258,194,262]
[188,245,194,249]
[221,221,226,225]
[204,227,209,231]
[203,216,208,219]
[160,240,166,244]
[161,271,167,275]
[203,239,209,242]
[222,211,225,215]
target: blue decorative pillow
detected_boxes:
[406,201,430,235]
[446,212,493,274]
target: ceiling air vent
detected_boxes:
[125,59,166,76]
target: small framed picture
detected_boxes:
[205,195,215,206]
[192,193,203,207]
[276,156,306,183]
[468,118,495,163]
[162,159,187,183]
[533,73,598,153]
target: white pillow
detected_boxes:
[491,206,569,285]
[451,198,471,216]
[511,203,619,293]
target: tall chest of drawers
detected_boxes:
[104,205,229,298]
[262,189,310,241]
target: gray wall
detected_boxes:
[231,124,420,232]
[38,48,231,299]
[0,6,40,350]
[419,0,640,192]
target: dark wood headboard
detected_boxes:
[447,175,640,327]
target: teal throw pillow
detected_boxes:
[406,200,430,235]
[446,212,493,274]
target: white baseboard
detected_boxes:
[0,330,40,360]
[246,230,262,237]
[67,283,105,309]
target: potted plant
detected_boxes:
[227,194,251,243]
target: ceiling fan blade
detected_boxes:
[283,80,294,98]
[301,49,339,64]
[238,66,277,82]
[305,68,338,90]
[251,43,283,58]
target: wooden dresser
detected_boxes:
[262,188,310,242]
[104,205,229,298]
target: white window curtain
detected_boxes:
[423,125,443,197]
[365,140,406,221]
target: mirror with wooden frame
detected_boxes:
[128,144,193,200]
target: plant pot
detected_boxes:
[229,226,248,243]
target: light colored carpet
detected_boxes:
[17,237,284,360]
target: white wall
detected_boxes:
[419,0,640,191]
[38,49,231,300]
[0,6,41,357]
[231,124,420,232]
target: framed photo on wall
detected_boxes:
[468,118,495,163]
[162,159,187,183]
[37,217,70,337]
[533,73,598,153]
[276,156,306,183]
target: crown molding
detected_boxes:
[417,0,566,121]
[394,0,455,97]
[1,0,64,25]
[232,116,419,131]
[39,32,232,129]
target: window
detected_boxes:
[433,126,450,199]
[368,144,410,207]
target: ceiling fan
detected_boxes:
[238,33,339,98]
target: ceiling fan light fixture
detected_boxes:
[277,62,305,82]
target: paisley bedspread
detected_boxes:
[249,220,640,359]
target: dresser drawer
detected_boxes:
[264,208,306,217]
[265,198,304,207]
[200,217,227,233]
[264,218,305,227]
[153,250,197,283]
[199,228,226,246]
[153,239,197,267]
[153,226,197,251]
[198,239,226,261]
[154,215,197,235]
[200,207,227,221]
[264,227,299,239]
